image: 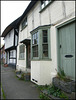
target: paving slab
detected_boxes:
[1,65,40,99]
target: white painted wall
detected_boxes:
[15,35,18,46]
[17,1,75,85]
[5,29,14,49]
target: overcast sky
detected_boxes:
[1,1,31,45]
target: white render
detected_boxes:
[5,29,14,49]
[4,28,18,66]
[17,1,75,85]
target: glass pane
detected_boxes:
[43,51,48,57]
[43,37,47,43]
[33,46,36,52]
[43,44,48,51]
[45,0,49,5]
[33,46,38,57]
[37,38,38,44]
[36,32,38,39]
[43,30,47,37]
[33,52,36,57]
[34,33,36,39]
[32,34,34,44]
[34,39,36,44]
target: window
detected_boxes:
[10,51,13,58]
[32,32,38,57]
[42,30,48,57]
[21,17,27,30]
[41,0,51,9]
[19,44,25,60]
[31,25,51,60]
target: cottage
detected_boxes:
[2,0,75,85]
[16,0,75,85]
[0,44,5,64]
[2,17,21,69]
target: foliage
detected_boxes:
[37,84,49,91]
[20,73,25,80]
[39,93,50,100]
[48,84,68,99]
[56,67,71,82]
[1,84,6,99]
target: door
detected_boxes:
[58,21,75,80]
[27,44,31,68]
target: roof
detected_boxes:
[17,0,38,25]
[2,1,38,37]
[2,16,21,37]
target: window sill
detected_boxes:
[31,58,52,61]
[21,25,27,32]
[39,1,53,13]
[19,58,25,60]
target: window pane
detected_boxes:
[37,38,38,44]
[36,32,38,39]
[33,45,38,57]
[43,44,48,51]
[43,37,47,43]
[32,34,34,44]
[32,32,38,45]
[43,51,48,57]
[43,44,48,57]
[45,0,49,5]
[43,30,47,37]
[33,46,36,52]
[22,17,27,29]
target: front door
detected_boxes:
[58,21,75,80]
[27,44,31,68]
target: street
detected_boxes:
[1,65,40,99]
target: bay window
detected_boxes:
[31,25,51,60]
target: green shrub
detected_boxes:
[48,85,68,99]
[40,93,50,100]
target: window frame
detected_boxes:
[19,44,25,60]
[42,29,49,59]
[31,31,39,59]
[21,17,27,31]
[31,26,51,60]
[40,0,53,13]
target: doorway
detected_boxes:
[26,44,31,68]
[58,21,75,80]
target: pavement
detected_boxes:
[1,65,40,99]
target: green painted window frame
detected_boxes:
[19,44,25,60]
[31,26,51,60]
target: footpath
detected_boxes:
[1,65,40,99]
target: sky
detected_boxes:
[1,1,31,46]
